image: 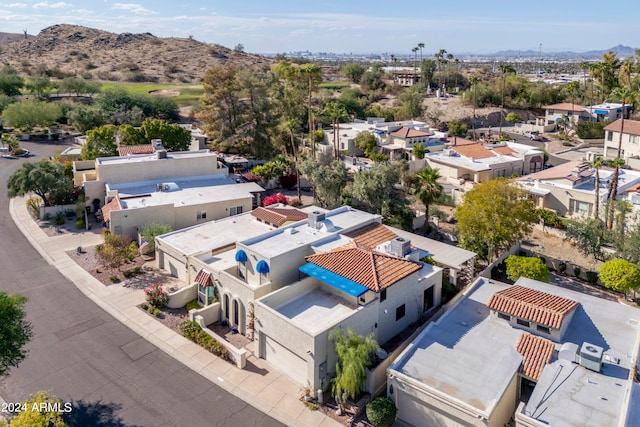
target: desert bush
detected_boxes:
[26,196,42,219]
[95,231,138,268]
[178,320,229,359]
[52,211,66,226]
[366,397,397,427]
[574,267,581,277]
[586,271,599,285]
[75,219,85,229]
[109,275,120,283]
[179,320,200,340]
[144,283,169,308]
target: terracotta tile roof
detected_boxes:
[516,333,555,381]
[117,144,154,156]
[487,285,579,329]
[194,269,214,287]
[626,183,640,193]
[452,143,496,159]
[251,206,308,226]
[543,102,587,112]
[492,146,515,156]
[305,247,422,292]
[101,197,121,222]
[343,222,398,250]
[604,119,640,136]
[389,127,432,139]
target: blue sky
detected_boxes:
[0,1,638,54]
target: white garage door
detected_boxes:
[263,336,307,386]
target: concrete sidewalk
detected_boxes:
[10,197,339,427]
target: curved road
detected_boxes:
[0,140,283,427]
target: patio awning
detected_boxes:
[195,269,214,287]
[235,249,248,263]
[299,262,369,298]
[530,155,543,163]
[594,109,609,115]
[256,260,270,274]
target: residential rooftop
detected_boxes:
[107,174,264,210]
[96,149,216,166]
[605,119,640,136]
[390,277,640,426]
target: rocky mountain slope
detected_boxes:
[0,24,273,84]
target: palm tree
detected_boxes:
[323,101,349,160]
[591,156,604,220]
[414,167,442,229]
[412,47,419,74]
[390,54,397,82]
[417,42,425,63]
[469,75,481,138]
[606,87,637,228]
[498,64,515,136]
[299,64,322,158]
[283,118,303,200]
[565,81,581,130]
[435,49,447,89]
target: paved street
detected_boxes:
[0,140,283,427]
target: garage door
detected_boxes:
[397,389,456,427]
[263,335,307,386]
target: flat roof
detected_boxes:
[388,226,475,269]
[96,149,215,165]
[108,175,264,209]
[157,212,272,255]
[390,277,640,426]
[269,287,357,335]
[426,151,521,171]
[241,207,380,259]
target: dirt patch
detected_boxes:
[67,245,184,289]
[140,305,189,333]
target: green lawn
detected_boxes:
[100,82,204,107]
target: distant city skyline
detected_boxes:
[0,1,638,55]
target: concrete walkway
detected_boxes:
[10,197,339,427]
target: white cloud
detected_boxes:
[112,3,156,15]
[7,3,28,8]
[33,1,70,8]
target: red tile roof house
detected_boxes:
[542,102,591,129]
[154,205,475,396]
[517,160,640,216]
[604,119,640,163]
[387,277,640,427]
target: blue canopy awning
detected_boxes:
[594,109,609,115]
[299,263,369,298]
[235,249,247,263]
[555,117,562,121]
[256,260,270,274]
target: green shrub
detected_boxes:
[366,397,397,427]
[133,266,142,274]
[75,219,85,229]
[558,262,567,274]
[144,283,169,308]
[186,299,200,311]
[123,270,134,278]
[178,320,229,359]
[505,255,550,283]
[140,302,148,310]
[179,320,201,340]
[149,306,161,317]
[52,211,66,226]
[109,275,120,283]
[574,267,581,277]
[586,271,599,285]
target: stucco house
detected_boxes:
[517,160,640,216]
[73,149,264,238]
[604,119,640,161]
[155,205,475,392]
[387,277,640,427]
[542,102,590,127]
[425,141,543,185]
[587,102,632,123]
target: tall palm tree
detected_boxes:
[469,75,481,138]
[606,87,637,228]
[412,47,419,74]
[591,156,603,220]
[283,118,303,200]
[565,81,581,130]
[414,167,442,229]
[299,64,322,158]
[435,49,447,89]
[323,101,348,160]
[417,42,425,63]
[498,64,515,136]
[390,54,397,82]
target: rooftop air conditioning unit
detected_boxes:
[307,211,326,229]
[389,237,411,257]
[579,342,604,372]
[156,149,167,159]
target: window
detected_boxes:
[423,286,434,311]
[229,206,243,216]
[496,169,506,177]
[548,109,554,115]
[607,131,613,141]
[569,199,593,216]
[630,135,639,144]
[516,318,530,327]
[196,211,207,220]
[395,304,405,321]
[380,289,387,302]
[498,312,511,321]
[537,325,551,334]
